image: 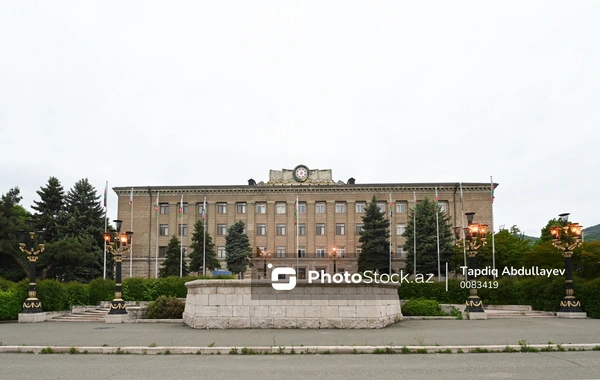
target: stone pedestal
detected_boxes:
[18,312,46,323]
[105,314,128,324]
[467,311,487,320]
[557,312,587,319]
[183,279,402,329]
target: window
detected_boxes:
[315,267,326,278]
[217,224,227,236]
[397,223,406,235]
[397,246,406,258]
[438,201,447,213]
[396,202,407,214]
[178,224,188,236]
[177,202,188,215]
[276,224,286,235]
[337,247,346,257]
[356,247,362,255]
[316,202,326,214]
[298,223,306,235]
[336,223,345,235]
[182,246,188,256]
[377,202,386,213]
[316,247,325,258]
[217,246,226,259]
[237,203,246,214]
[276,246,286,258]
[355,202,365,213]
[159,224,169,236]
[256,203,266,214]
[217,203,227,214]
[276,203,286,214]
[316,223,325,235]
[298,202,306,214]
[158,246,167,258]
[297,247,306,258]
[198,203,208,216]
[256,223,266,235]
[335,202,346,213]
[297,268,306,280]
[355,223,364,235]
[160,203,169,215]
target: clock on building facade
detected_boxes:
[293,165,309,182]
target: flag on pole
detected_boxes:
[129,188,133,212]
[294,198,298,225]
[435,188,439,213]
[413,191,417,214]
[179,195,183,218]
[491,180,496,203]
[201,198,206,219]
[389,195,393,217]
[103,181,108,207]
[459,182,465,212]
[155,193,159,218]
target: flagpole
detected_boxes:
[180,194,183,278]
[130,188,133,278]
[202,197,206,277]
[460,182,466,267]
[491,176,496,273]
[103,181,108,280]
[155,192,159,278]
[435,187,440,282]
[413,191,417,276]
[296,196,299,272]
[389,193,392,274]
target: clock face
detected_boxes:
[294,165,309,182]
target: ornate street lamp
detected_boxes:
[260,249,271,279]
[17,220,45,313]
[550,213,584,314]
[454,212,487,314]
[103,220,133,315]
[329,247,341,274]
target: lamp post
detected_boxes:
[550,213,584,315]
[260,249,271,279]
[103,220,133,315]
[454,212,487,314]
[17,220,45,314]
[329,247,340,274]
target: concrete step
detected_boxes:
[50,308,109,322]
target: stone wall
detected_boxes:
[183,280,402,329]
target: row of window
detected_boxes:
[157,201,447,215]
[159,223,408,237]
[157,246,408,259]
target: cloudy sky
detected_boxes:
[1,1,598,237]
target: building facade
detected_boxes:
[113,166,496,279]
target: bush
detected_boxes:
[0,290,22,320]
[576,277,600,318]
[145,296,185,319]
[154,276,190,298]
[401,298,446,316]
[122,278,146,301]
[37,279,68,311]
[88,278,115,305]
[64,282,89,307]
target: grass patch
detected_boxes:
[518,340,538,353]
[471,347,489,353]
[241,347,257,355]
[229,348,238,355]
[40,347,54,354]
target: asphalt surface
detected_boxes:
[1,318,600,350]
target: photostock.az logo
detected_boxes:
[269,264,296,290]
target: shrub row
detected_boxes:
[398,276,600,318]
[0,275,234,320]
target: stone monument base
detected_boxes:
[556,312,587,319]
[18,312,46,323]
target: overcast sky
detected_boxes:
[1,1,598,237]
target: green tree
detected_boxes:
[357,196,391,274]
[225,221,252,278]
[188,219,220,274]
[159,235,188,277]
[538,218,562,244]
[31,176,65,243]
[403,197,454,275]
[39,236,98,282]
[0,187,30,281]
[476,226,532,272]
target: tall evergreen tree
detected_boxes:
[357,196,391,274]
[0,187,30,281]
[403,197,454,275]
[188,219,220,274]
[225,221,252,278]
[159,235,188,277]
[31,176,65,243]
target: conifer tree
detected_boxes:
[225,221,252,278]
[31,176,65,243]
[358,196,391,274]
[159,235,188,277]
[189,219,220,274]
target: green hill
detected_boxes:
[583,224,600,242]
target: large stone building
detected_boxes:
[113,165,496,279]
